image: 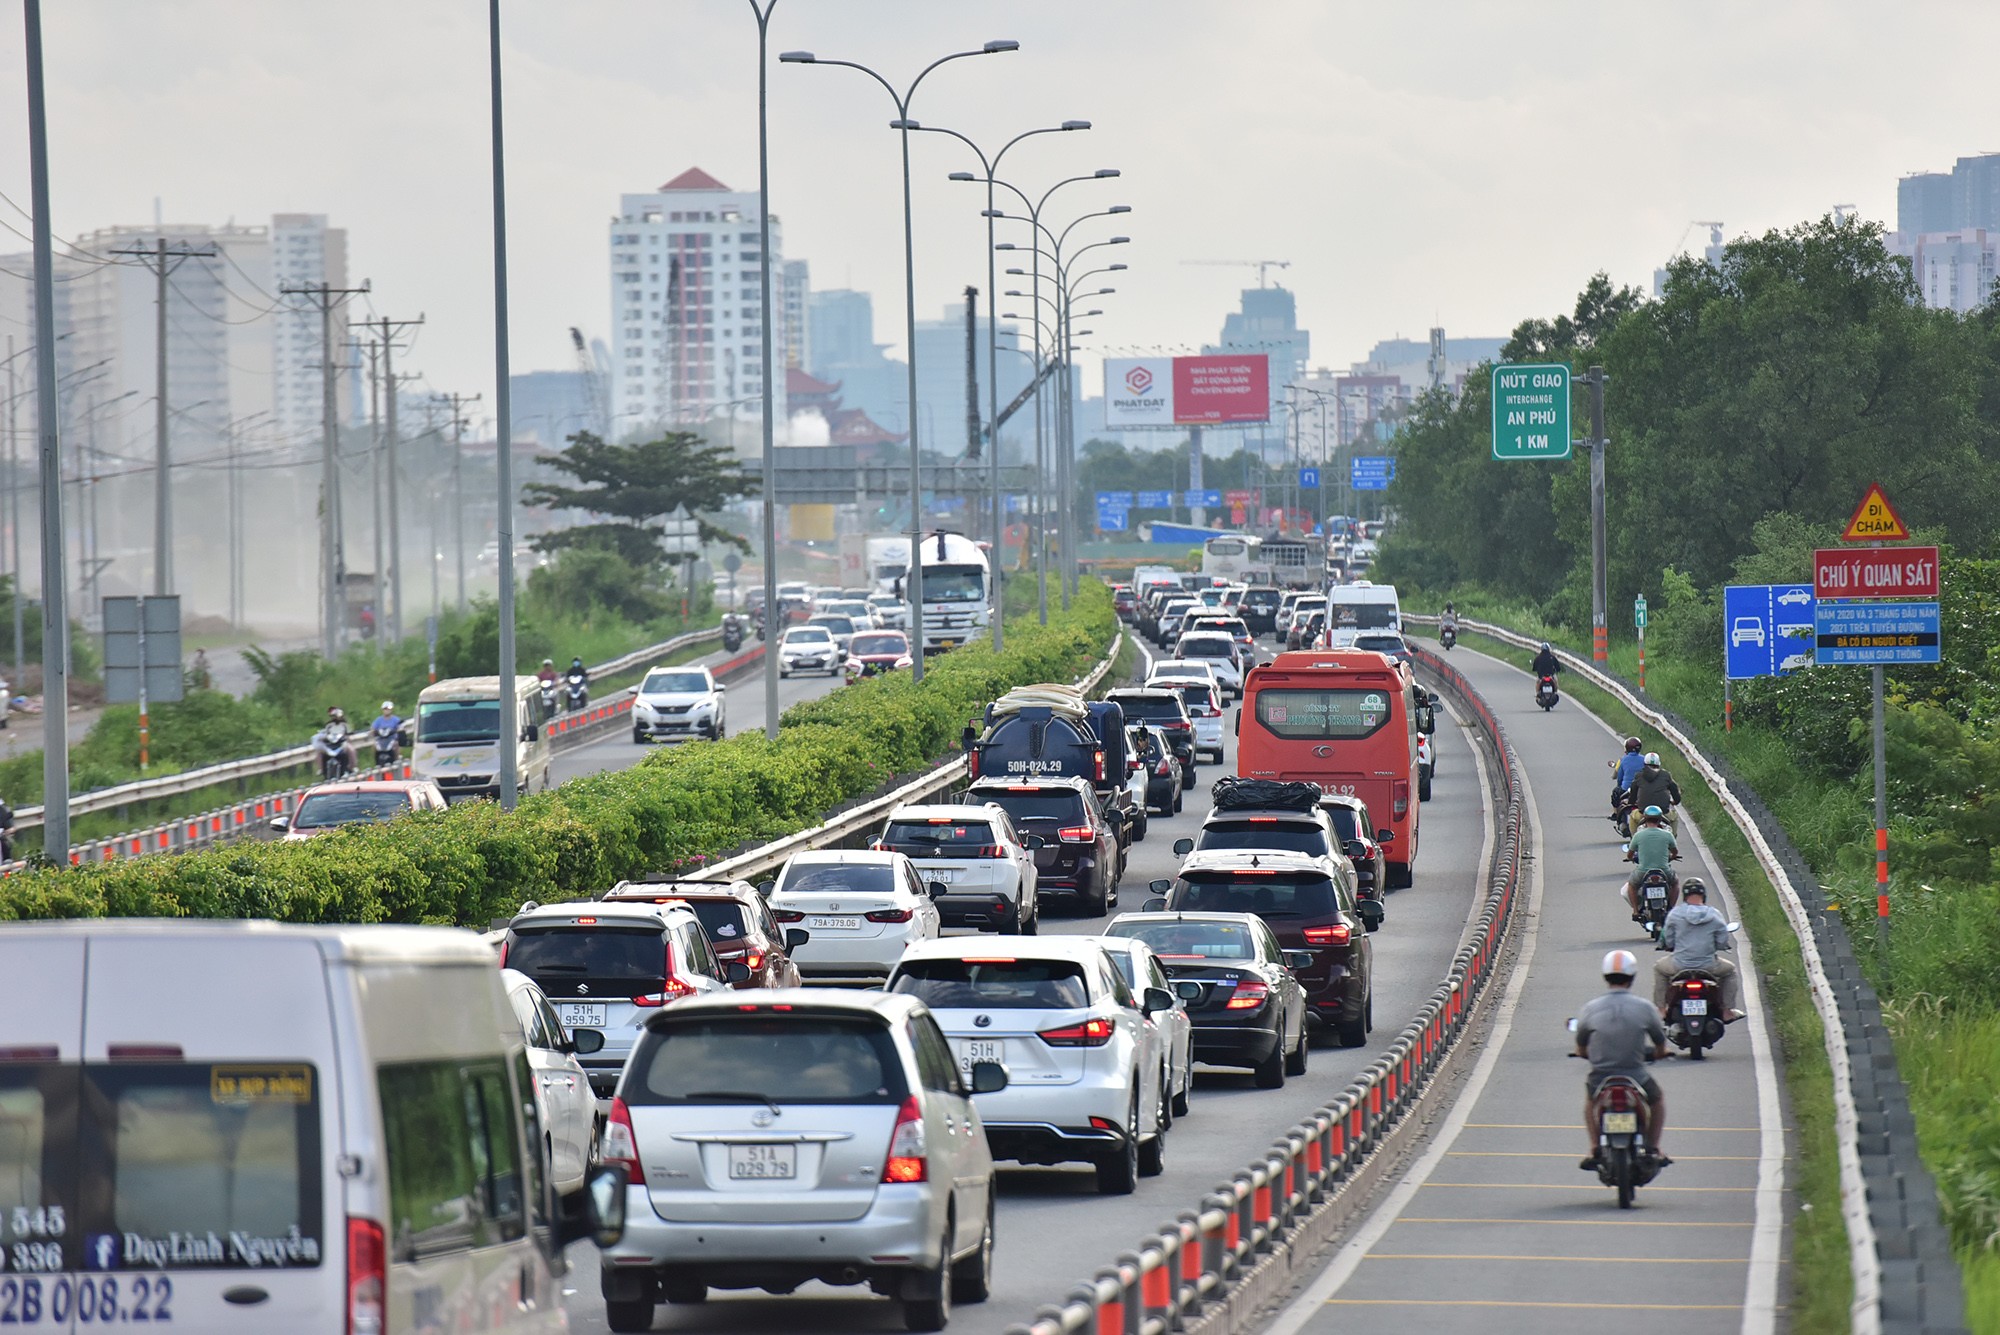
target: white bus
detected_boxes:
[1327,581,1402,631]
[1201,534,1265,584]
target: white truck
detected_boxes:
[909,530,991,654]
[865,535,913,595]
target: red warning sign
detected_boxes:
[1840,483,1910,543]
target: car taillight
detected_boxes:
[772,907,804,923]
[1156,758,1172,776]
[868,838,887,851]
[346,1216,385,1335]
[1302,924,1352,946]
[496,941,508,969]
[882,1095,927,1183]
[978,844,1007,859]
[1393,780,1410,818]
[601,1096,643,1178]
[1038,1017,1115,1047]
[743,952,765,972]
[865,908,914,923]
[967,749,981,779]
[1225,980,1270,1010]
[1093,749,1106,783]
[631,975,695,1008]
[1057,825,1094,844]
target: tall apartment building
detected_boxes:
[608,168,787,438]
[268,214,354,442]
[1889,229,2000,313]
[1897,153,2000,234]
[781,259,810,371]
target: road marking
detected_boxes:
[1325,1298,1744,1311]
[1464,1122,1771,1132]
[1395,1216,1753,1228]
[1447,1150,1760,1161]
[1421,1181,1757,1193]
[1261,722,1552,1335]
[1364,1253,1750,1264]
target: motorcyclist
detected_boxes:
[566,656,589,687]
[1610,736,1646,814]
[1441,602,1459,632]
[371,701,403,763]
[1575,949,1671,1169]
[1624,805,1681,917]
[1655,881,1743,1022]
[563,656,590,712]
[314,707,354,777]
[1628,752,1682,830]
[537,658,558,686]
[1531,641,1561,679]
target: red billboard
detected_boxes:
[1813,546,1940,601]
[1172,355,1270,424]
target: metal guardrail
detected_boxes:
[1406,613,1966,1335]
[700,634,1123,886]
[1001,646,1526,1335]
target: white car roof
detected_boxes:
[509,899,693,928]
[782,848,908,868]
[887,803,1003,824]
[894,935,1115,966]
[1177,848,1336,876]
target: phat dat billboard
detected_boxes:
[1104,355,1270,427]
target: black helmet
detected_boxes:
[1625,736,1642,752]
[1682,879,1708,900]
[1540,641,1553,653]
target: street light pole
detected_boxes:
[488,0,520,808]
[749,1,781,740]
[782,39,1020,680]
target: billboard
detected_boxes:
[1105,354,1270,427]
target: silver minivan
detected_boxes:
[596,989,1006,1332]
[0,919,621,1334]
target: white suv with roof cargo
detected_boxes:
[596,989,1006,1331]
[877,802,1043,934]
[631,664,725,743]
[887,937,1174,1194]
[767,848,945,980]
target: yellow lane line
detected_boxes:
[1396,1216,1753,1228]
[1325,1298,1744,1311]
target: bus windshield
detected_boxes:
[1252,688,1396,740]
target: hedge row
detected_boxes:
[0,584,1116,929]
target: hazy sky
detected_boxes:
[4,0,1994,418]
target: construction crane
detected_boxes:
[1672,221,1725,255]
[1183,259,1292,288]
[569,326,609,438]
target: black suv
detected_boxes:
[1105,688,1198,788]
[964,776,1119,915]
[1238,587,1283,635]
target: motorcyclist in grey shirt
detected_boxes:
[1654,880,1743,1021]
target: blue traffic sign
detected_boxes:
[1135,489,1172,509]
[1724,584,1815,680]
[1814,601,1941,665]
[1095,506,1128,532]
[1299,467,1320,490]
[1351,456,1396,491]
[1095,491,1129,532]
[1180,489,1222,508]
[1096,491,1133,507]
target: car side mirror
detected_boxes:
[723,961,752,984]
[927,881,949,899]
[521,723,539,743]
[1357,901,1385,933]
[784,928,811,950]
[1142,986,1175,1016]
[1282,950,1314,972]
[1142,897,1169,913]
[268,816,289,833]
[960,724,980,752]
[1023,833,1046,850]
[1344,839,1367,861]
[1148,878,1173,896]
[1173,980,1203,1002]
[756,880,776,897]
[1376,829,1395,844]
[969,1060,1009,1095]
[1172,838,1194,857]
[584,1165,627,1248]
[568,1027,606,1056]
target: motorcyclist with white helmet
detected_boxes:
[1575,949,1671,1169]
[371,700,404,766]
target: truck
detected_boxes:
[907,529,990,654]
[864,535,913,595]
[962,683,1134,855]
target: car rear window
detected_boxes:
[681,900,751,944]
[626,1016,907,1105]
[1107,694,1183,722]
[883,819,997,856]
[506,925,665,981]
[891,958,1090,1010]
[1109,919,1256,961]
[0,1060,325,1272]
[1180,636,1234,656]
[1354,636,1404,655]
[1171,684,1219,712]
[1172,874,1336,919]
[971,788,1086,824]
[1243,590,1281,607]
[292,791,413,830]
[777,862,897,895]
[1197,821,1330,857]
[1321,805,1365,843]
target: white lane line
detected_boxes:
[1436,686,1498,960]
[1460,644,1786,1335]
[1262,706,1551,1335]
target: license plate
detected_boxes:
[956,1039,1004,1072]
[1646,887,1667,901]
[557,1003,607,1028]
[1681,998,1708,1016]
[926,868,957,883]
[1602,1112,1639,1134]
[939,639,959,648]
[727,1143,797,1180]
[806,915,861,930]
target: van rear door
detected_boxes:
[77,934,340,1331]
[0,933,84,1334]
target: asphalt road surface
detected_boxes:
[556,632,1500,1334]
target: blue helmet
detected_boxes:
[1642,805,1665,820]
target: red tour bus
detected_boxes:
[1237,649,1419,888]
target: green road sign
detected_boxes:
[1491,362,1572,460]
[1634,594,1648,629]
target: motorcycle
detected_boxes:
[537,679,559,719]
[370,721,406,769]
[721,614,744,654]
[563,671,589,713]
[1566,1020,1666,1209]
[1535,674,1560,711]
[314,727,355,781]
[1624,858,1679,940]
[1440,624,1457,651]
[1662,921,1741,1061]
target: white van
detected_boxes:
[1328,581,1401,632]
[414,676,552,803]
[0,919,622,1334]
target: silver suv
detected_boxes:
[596,989,1007,1331]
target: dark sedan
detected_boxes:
[1107,909,1311,1088]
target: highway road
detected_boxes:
[1261,640,1785,1335]
[555,633,1500,1334]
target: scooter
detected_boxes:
[1535,674,1560,711]
[1662,921,1741,1060]
[1440,624,1457,651]
[721,614,744,654]
[370,726,402,769]
[563,671,589,713]
[314,728,355,781]
[1624,861,1679,940]
[1566,1020,1667,1208]
[537,679,559,719]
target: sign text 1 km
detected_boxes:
[1491,363,1571,460]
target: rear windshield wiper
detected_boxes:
[685,1089,783,1117]
[526,963,589,972]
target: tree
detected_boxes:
[524,430,758,566]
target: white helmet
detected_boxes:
[1643,752,1661,766]
[380,700,395,712]
[1601,949,1639,978]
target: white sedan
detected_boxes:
[767,849,943,981]
[501,969,604,1198]
[887,936,1174,1193]
[778,624,841,677]
[876,801,1041,934]
[1091,934,1195,1120]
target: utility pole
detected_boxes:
[110,236,216,597]
[351,331,384,643]
[370,318,423,642]
[1579,365,1610,663]
[282,280,369,657]
[435,392,481,613]
[5,337,22,689]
